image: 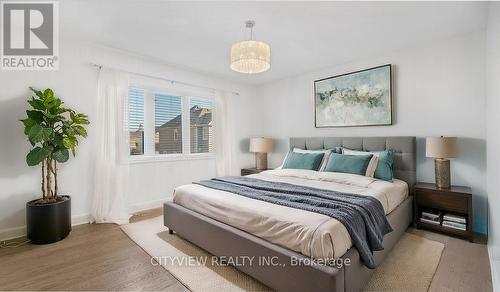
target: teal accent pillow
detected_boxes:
[282,151,325,171]
[374,149,395,182]
[324,153,373,176]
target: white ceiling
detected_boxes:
[61,1,488,85]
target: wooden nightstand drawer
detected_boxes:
[416,191,468,213]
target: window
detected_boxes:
[189,97,213,154]
[155,94,182,154]
[127,84,214,160]
[128,88,144,155]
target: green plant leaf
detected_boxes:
[26,146,53,166]
[63,125,75,136]
[21,118,36,135]
[29,87,44,99]
[45,97,61,110]
[27,98,45,110]
[62,136,77,149]
[43,88,54,99]
[55,107,69,114]
[42,111,57,120]
[52,148,69,163]
[62,135,78,157]
[21,118,35,127]
[42,90,55,109]
[53,98,62,109]
[26,110,44,123]
[53,134,63,146]
[73,125,88,137]
[71,112,90,125]
[28,125,54,143]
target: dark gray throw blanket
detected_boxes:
[194,176,393,269]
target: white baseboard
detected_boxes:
[72,213,91,226]
[128,197,172,214]
[0,213,90,241]
[0,226,26,242]
[0,198,171,241]
[489,245,500,292]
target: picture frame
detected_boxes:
[314,64,393,128]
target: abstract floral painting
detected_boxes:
[314,65,392,127]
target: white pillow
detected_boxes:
[278,148,332,171]
[342,148,379,177]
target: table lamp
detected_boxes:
[249,137,273,170]
[426,136,459,189]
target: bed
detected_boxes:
[164,136,416,292]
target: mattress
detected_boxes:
[173,169,408,260]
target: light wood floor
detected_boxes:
[0,208,492,291]
[407,228,492,292]
[0,208,186,291]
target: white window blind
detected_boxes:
[128,88,144,155]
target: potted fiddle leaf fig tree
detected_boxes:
[20,87,89,244]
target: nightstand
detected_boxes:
[414,182,473,242]
[241,168,269,176]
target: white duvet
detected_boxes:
[173,169,408,259]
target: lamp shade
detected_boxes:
[249,138,273,153]
[230,40,271,74]
[426,136,459,158]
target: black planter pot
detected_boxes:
[26,195,71,244]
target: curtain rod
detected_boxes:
[90,63,240,96]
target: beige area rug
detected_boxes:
[121,216,444,292]
[363,232,444,292]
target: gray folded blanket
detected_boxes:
[195,176,393,269]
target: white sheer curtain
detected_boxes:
[91,68,131,224]
[214,90,235,176]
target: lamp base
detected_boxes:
[435,158,451,189]
[255,153,268,170]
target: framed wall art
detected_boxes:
[314,64,392,127]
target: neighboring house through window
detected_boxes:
[189,98,213,154]
[155,94,182,154]
[173,129,179,141]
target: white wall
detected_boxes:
[486,3,500,290]
[0,39,259,240]
[255,32,488,234]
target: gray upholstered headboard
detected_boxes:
[289,136,416,191]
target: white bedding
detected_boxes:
[173,169,408,259]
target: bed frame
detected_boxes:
[164,136,416,292]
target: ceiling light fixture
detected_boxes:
[230,20,271,74]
